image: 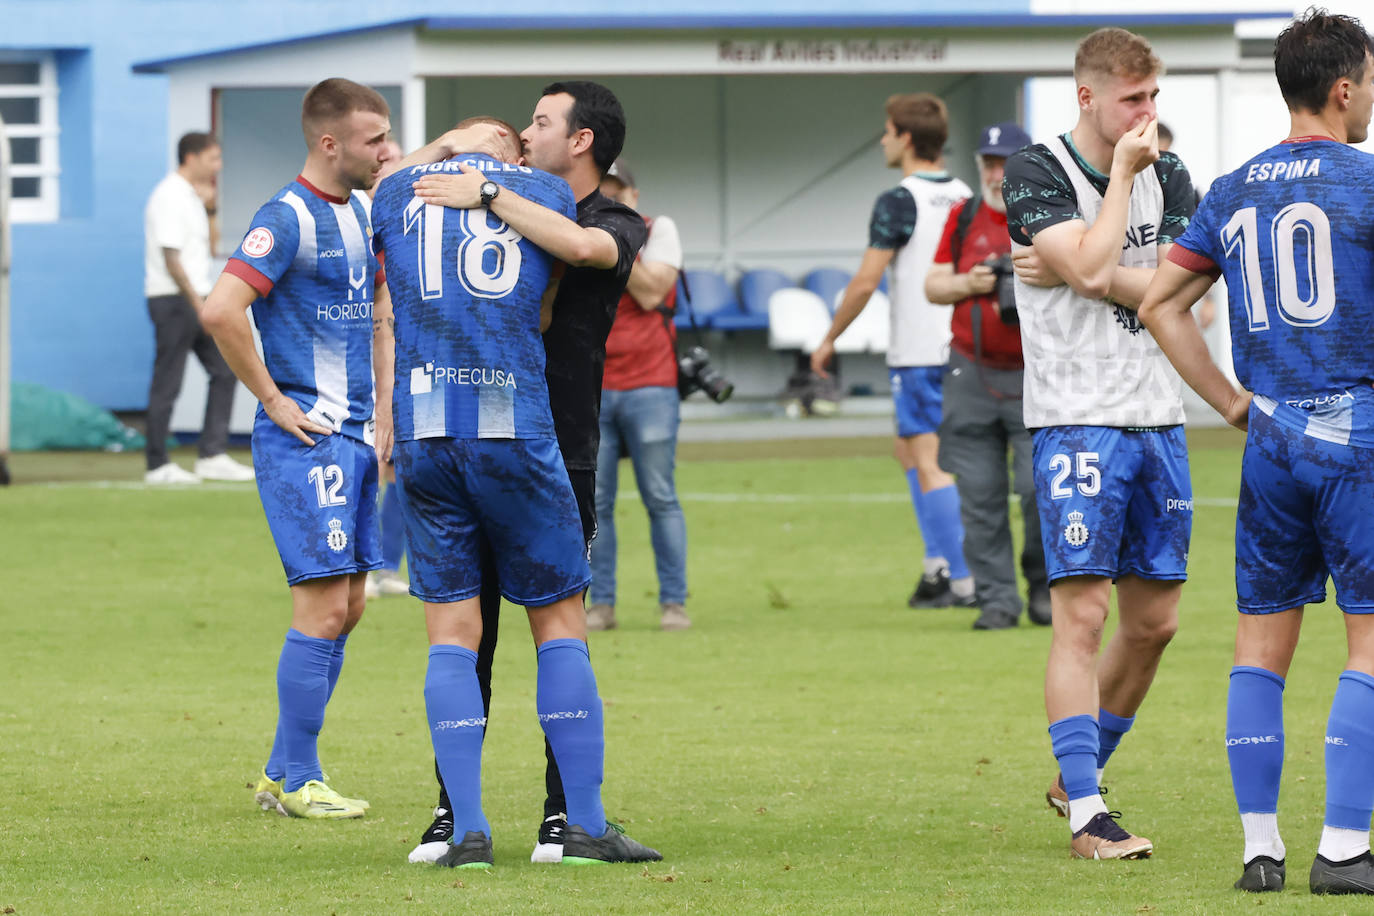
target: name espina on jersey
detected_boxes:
[887,173,972,368]
[1012,137,1183,428]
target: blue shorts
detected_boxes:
[251,414,382,586]
[394,437,591,607]
[1031,425,1192,584]
[1237,405,1374,614]
[890,366,944,437]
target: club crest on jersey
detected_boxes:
[1113,304,1144,335]
[242,227,274,258]
[326,518,348,553]
[1063,511,1090,547]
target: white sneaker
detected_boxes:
[364,576,380,600]
[195,453,256,482]
[379,573,410,596]
[145,462,200,485]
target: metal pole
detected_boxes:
[0,112,11,485]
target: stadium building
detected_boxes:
[0,0,1305,433]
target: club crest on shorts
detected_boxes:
[1063,510,1090,547]
[326,518,349,553]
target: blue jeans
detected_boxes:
[590,386,687,606]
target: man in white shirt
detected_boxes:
[143,132,253,484]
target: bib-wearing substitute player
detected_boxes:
[811,93,975,610]
[202,79,392,819]
[1141,10,1374,895]
[1004,27,1196,859]
[371,124,660,868]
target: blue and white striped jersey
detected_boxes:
[225,175,383,443]
[370,155,575,441]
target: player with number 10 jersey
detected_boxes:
[1170,138,1374,613]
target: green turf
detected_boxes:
[0,431,1362,914]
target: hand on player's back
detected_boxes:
[413,161,485,210]
[265,392,333,447]
[1113,117,1160,177]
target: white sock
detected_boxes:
[1240,812,1285,863]
[1096,767,1105,784]
[950,576,975,599]
[1318,825,1369,863]
[1067,792,1109,833]
[923,556,948,577]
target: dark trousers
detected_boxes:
[435,467,596,820]
[938,350,1048,617]
[145,293,236,470]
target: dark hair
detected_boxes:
[884,93,948,161]
[301,78,390,143]
[455,115,523,162]
[1275,8,1374,113]
[177,132,217,164]
[541,80,626,175]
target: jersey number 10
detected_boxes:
[1220,202,1335,331]
[403,199,524,300]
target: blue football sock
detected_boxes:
[264,720,286,783]
[1227,666,1285,814]
[277,628,334,792]
[1097,708,1135,770]
[1049,714,1101,802]
[326,633,348,702]
[923,484,970,580]
[425,645,490,838]
[380,482,407,572]
[906,470,940,561]
[1325,670,1374,830]
[536,638,606,837]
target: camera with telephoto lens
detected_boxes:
[677,345,734,403]
[987,253,1019,326]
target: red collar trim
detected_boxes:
[296,175,348,205]
[1282,135,1339,144]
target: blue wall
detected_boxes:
[1,0,1032,408]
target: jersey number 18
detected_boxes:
[403,199,523,300]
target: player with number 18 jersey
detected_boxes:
[225,177,385,584]
[1170,138,1374,613]
[369,154,582,605]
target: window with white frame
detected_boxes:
[0,52,59,222]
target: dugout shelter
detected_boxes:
[131,8,1288,424]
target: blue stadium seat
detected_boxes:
[713,268,792,332]
[803,268,851,311]
[676,270,737,329]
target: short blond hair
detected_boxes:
[455,116,523,163]
[884,93,948,161]
[1074,28,1163,84]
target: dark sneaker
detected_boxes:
[1070,811,1152,860]
[561,822,662,865]
[1235,855,1285,892]
[408,806,454,864]
[908,570,952,608]
[1027,589,1053,626]
[531,813,566,864]
[436,830,494,869]
[973,608,1018,630]
[1311,851,1374,894]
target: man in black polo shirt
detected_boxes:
[403,81,650,866]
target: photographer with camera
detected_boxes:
[924,121,1050,631]
[585,160,692,632]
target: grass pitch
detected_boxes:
[0,428,1364,914]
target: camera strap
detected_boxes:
[655,268,709,350]
[954,198,1021,401]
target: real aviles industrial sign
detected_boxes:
[717,39,949,68]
